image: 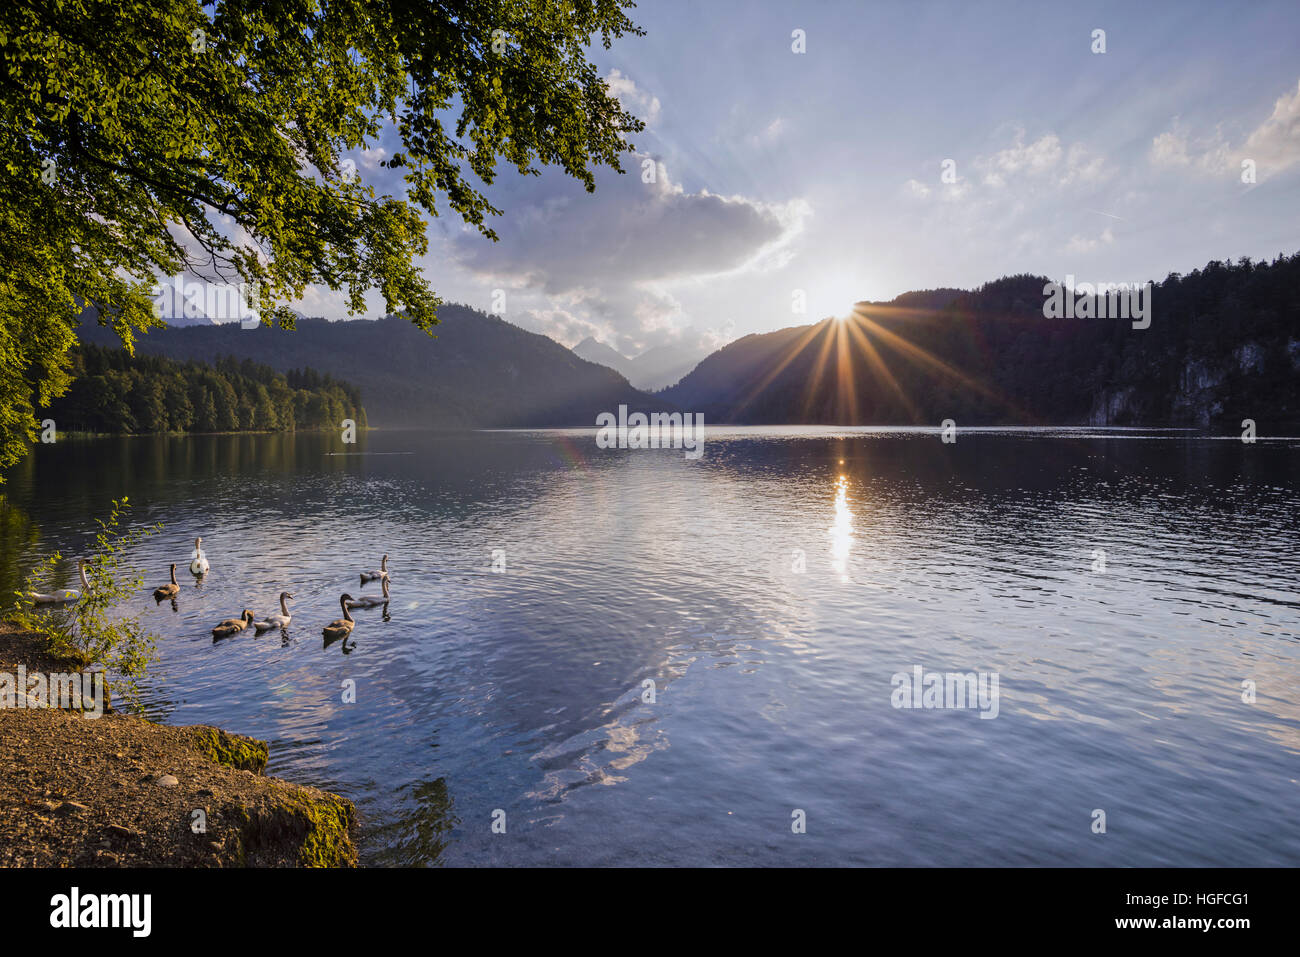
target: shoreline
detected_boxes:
[0,621,357,867]
[47,427,372,440]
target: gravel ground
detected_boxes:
[0,621,356,867]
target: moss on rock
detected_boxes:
[187,727,270,773]
[227,784,357,867]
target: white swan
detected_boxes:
[359,554,388,586]
[323,594,356,642]
[190,537,209,576]
[253,592,294,631]
[30,560,89,605]
[346,577,389,608]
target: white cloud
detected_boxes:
[521,306,607,348]
[940,180,970,202]
[1151,79,1300,180]
[451,157,805,294]
[1149,124,1230,174]
[984,132,1063,176]
[445,157,807,349]
[971,131,1109,187]
[906,168,972,203]
[1149,129,1191,167]
[604,69,661,127]
[1240,78,1300,175]
[1059,143,1107,185]
[906,130,1108,206]
[748,117,786,147]
[906,130,1106,206]
[1065,225,1115,255]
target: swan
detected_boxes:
[153,564,180,601]
[359,554,388,586]
[212,609,254,639]
[190,537,209,576]
[346,577,389,608]
[30,560,89,605]
[253,592,294,631]
[322,594,356,642]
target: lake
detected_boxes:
[2,426,1298,866]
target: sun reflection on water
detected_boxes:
[828,474,854,580]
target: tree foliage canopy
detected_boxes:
[0,0,644,471]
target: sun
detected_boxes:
[806,274,871,321]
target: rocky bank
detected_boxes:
[0,621,357,867]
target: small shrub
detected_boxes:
[13,497,160,707]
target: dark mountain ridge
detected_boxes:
[79,305,665,428]
[74,252,1299,431]
[664,253,1300,430]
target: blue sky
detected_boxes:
[287,0,1300,357]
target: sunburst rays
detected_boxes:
[723,303,1020,424]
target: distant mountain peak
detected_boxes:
[573,336,629,359]
[571,335,708,391]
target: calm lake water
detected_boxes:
[3,427,1298,866]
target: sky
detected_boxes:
[282,0,1300,357]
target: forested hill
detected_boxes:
[78,304,661,428]
[47,346,364,434]
[663,253,1300,430]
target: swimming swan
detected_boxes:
[212,609,254,639]
[153,564,180,601]
[346,577,389,608]
[30,560,89,605]
[190,537,209,576]
[323,595,356,642]
[253,592,294,631]
[360,554,388,586]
